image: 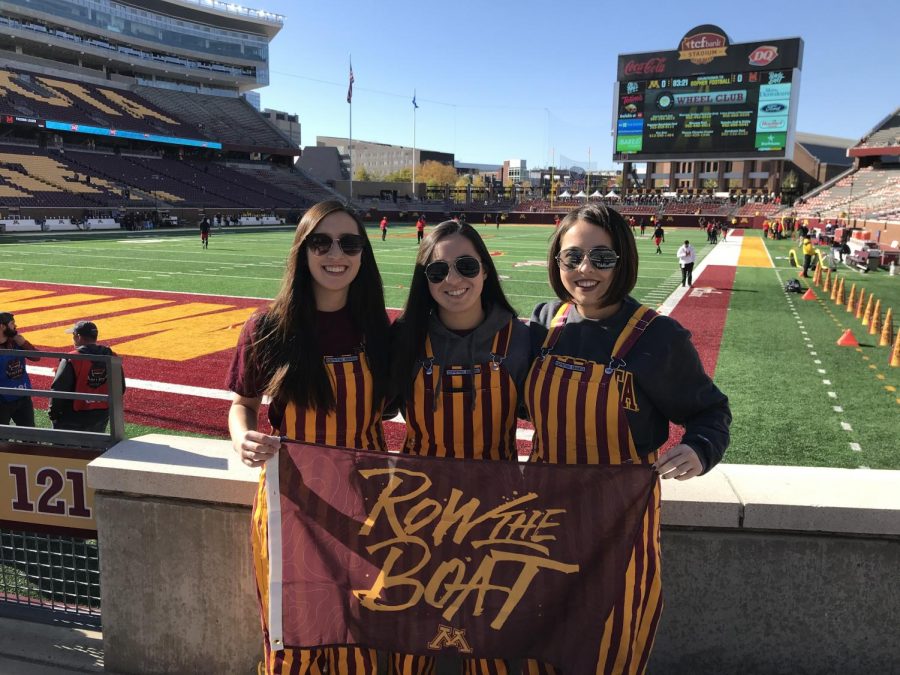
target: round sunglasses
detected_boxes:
[306,232,365,256]
[556,246,619,271]
[424,255,482,284]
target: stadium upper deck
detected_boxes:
[0,0,282,96]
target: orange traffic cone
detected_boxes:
[845,283,856,312]
[869,299,882,336]
[862,294,875,327]
[837,329,859,347]
[880,308,894,348]
[823,268,831,292]
[801,288,817,300]
[813,263,822,287]
[891,327,900,367]
[856,289,867,319]
[835,278,845,305]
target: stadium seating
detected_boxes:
[134,87,293,149]
[855,109,900,149]
[791,166,900,219]
[228,164,340,205]
[0,68,201,139]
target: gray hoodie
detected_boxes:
[419,304,530,411]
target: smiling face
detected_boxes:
[427,233,486,330]
[306,211,363,311]
[557,219,619,319]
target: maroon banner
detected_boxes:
[279,443,656,673]
[276,442,655,671]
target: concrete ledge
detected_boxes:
[88,433,259,506]
[718,463,900,535]
[659,466,742,527]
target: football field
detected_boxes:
[2,223,897,469]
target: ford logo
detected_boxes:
[762,103,786,113]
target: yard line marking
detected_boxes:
[822,380,831,385]
[814,359,822,364]
[828,391,837,398]
[833,406,843,412]
[28,365,234,400]
[818,369,827,374]
[840,422,853,431]
[850,443,862,452]
[809,351,817,355]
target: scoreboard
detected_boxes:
[613,26,803,162]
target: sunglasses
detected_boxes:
[424,255,482,284]
[556,246,619,271]
[306,232,365,256]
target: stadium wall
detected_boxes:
[83,435,900,674]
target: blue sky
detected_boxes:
[256,0,899,170]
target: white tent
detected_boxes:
[559,190,572,198]
[574,190,587,198]
[605,190,620,199]
[590,190,603,198]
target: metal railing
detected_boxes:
[0,348,125,626]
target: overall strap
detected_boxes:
[539,302,572,356]
[608,305,658,370]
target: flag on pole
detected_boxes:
[412,90,419,109]
[347,60,354,104]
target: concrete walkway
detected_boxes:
[0,617,103,673]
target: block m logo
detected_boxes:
[426,625,473,654]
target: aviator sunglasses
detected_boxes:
[424,255,482,284]
[556,246,619,271]
[306,232,365,256]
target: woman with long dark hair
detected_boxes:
[524,203,730,673]
[389,220,530,675]
[227,200,391,675]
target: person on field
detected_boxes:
[380,215,388,241]
[801,237,815,278]
[653,223,665,254]
[0,312,39,427]
[200,217,211,249]
[677,239,696,287]
[49,321,125,432]
[415,214,426,244]
[524,203,730,673]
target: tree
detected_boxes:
[702,178,718,190]
[384,168,412,183]
[417,161,457,187]
[354,166,372,181]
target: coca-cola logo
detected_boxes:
[749,45,778,67]
[681,33,726,51]
[623,57,666,76]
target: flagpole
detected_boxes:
[412,90,417,201]
[348,55,353,202]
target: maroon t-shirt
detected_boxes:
[226,307,363,431]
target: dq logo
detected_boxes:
[749,45,779,67]
[427,625,474,654]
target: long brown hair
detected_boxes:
[246,200,390,411]
[390,220,516,399]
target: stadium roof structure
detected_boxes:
[795,132,855,166]
[849,106,900,158]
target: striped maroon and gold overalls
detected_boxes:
[391,320,518,675]
[252,347,386,675]
[523,302,662,675]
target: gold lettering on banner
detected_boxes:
[353,469,579,630]
[427,625,473,653]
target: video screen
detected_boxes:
[614,69,795,161]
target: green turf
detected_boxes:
[0,224,713,318]
[5,226,896,469]
[715,238,900,469]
